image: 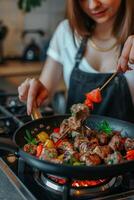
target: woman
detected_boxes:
[18,0,134,122]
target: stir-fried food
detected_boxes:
[23,103,134,166]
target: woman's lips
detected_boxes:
[91,9,107,17]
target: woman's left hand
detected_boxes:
[117,35,134,72]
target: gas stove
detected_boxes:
[1,92,134,200]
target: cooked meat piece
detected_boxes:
[71,131,81,138]
[97,132,109,145]
[86,154,102,166]
[59,104,89,136]
[71,103,90,121]
[59,116,81,135]
[57,140,74,153]
[80,151,90,162]
[74,135,89,150]
[105,151,123,165]
[59,119,70,135]
[80,152,101,166]
[39,148,58,161]
[79,141,89,153]
[23,144,37,155]
[109,135,123,151]
[50,132,62,143]
[68,116,81,130]
[93,145,112,159]
[88,137,99,150]
[63,151,79,162]
[124,138,134,151]
[83,126,98,138]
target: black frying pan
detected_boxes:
[0,114,134,180]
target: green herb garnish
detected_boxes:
[98,120,112,135]
[24,130,37,145]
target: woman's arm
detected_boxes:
[18,56,63,115]
[40,55,63,98]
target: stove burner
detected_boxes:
[34,171,123,199]
[47,175,106,187]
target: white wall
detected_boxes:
[0,0,65,57]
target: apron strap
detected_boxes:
[74,37,88,68]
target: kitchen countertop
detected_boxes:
[0,60,43,77]
[0,60,66,93]
[0,158,36,200]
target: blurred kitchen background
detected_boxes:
[0,0,66,113]
[0,0,66,92]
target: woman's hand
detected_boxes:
[18,78,48,115]
[118,35,134,72]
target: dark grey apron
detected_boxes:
[66,38,134,123]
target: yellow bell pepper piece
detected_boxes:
[58,154,64,161]
[44,139,54,148]
[37,131,49,143]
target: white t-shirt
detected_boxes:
[47,20,134,104]
[47,19,98,89]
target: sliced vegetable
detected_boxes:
[58,154,64,161]
[84,98,94,110]
[44,139,55,148]
[86,88,102,103]
[36,143,43,157]
[53,128,60,133]
[24,130,37,145]
[126,150,134,160]
[37,131,49,142]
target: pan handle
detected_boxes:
[0,137,19,155]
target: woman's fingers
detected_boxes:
[129,39,134,64]
[117,36,134,72]
[18,78,30,102]
[18,78,48,115]
[27,78,41,115]
[26,78,48,115]
[36,89,48,107]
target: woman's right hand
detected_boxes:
[18,78,48,115]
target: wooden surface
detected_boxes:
[0,61,43,77]
[0,60,66,92]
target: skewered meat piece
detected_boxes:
[59,104,90,136]
[105,151,123,165]
[23,144,37,155]
[59,117,81,135]
[109,135,123,151]
[50,132,62,143]
[124,138,134,151]
[71,103,90,121]
[93,145,112,159]
[97,132,109,145]
[80,152,101,166]
[39,148,58,161]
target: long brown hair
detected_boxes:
[66,0,134,44]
